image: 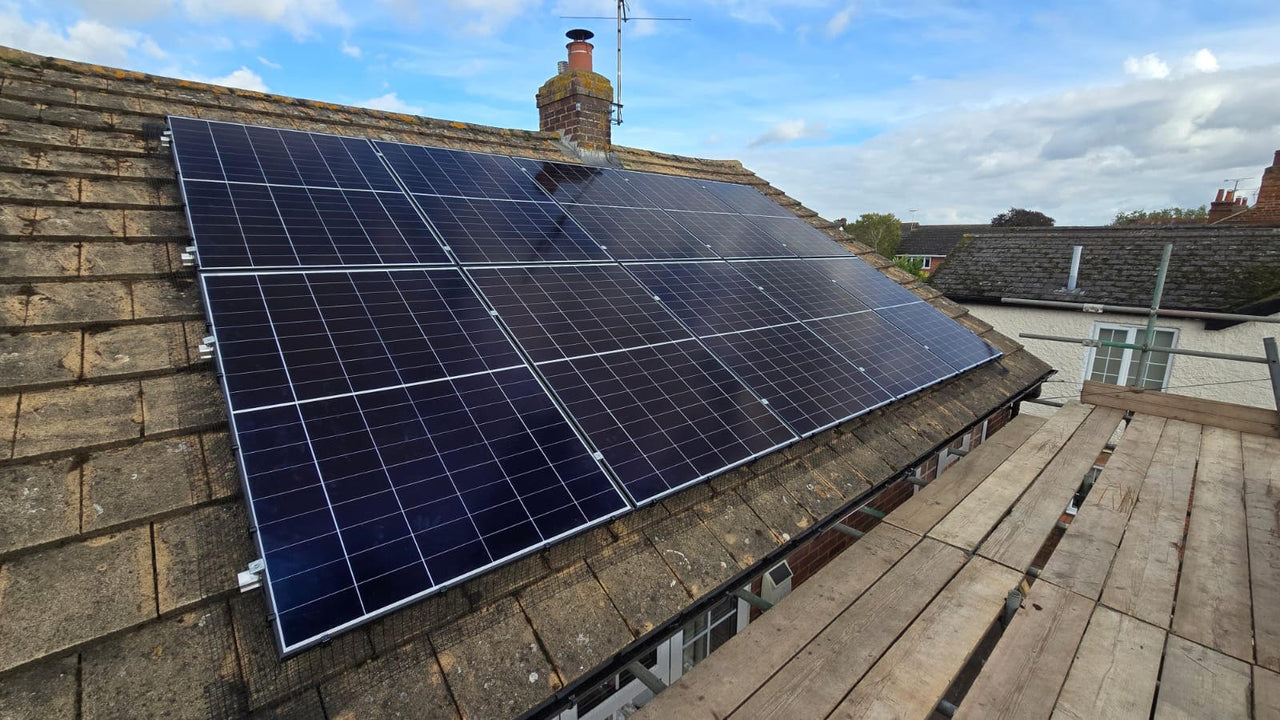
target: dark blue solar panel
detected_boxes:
[411,195,609,264]
[875,301,1003,372]
[625,261,796,336]
[236,366,627,653]
[805,311,961,398]
[181,181,449,269]
[514,159,728,211]
[467,264,692,363]
[170,117,400,191]
[537,340,795,503]
[746,216,850,258]
[561,205,719,261]
[810,257,924,309]
[202,269,526,408]
[702,180,793,217]
[731,259,871,320]
[700,323,893,435]
[374,141,548,201]
[666,212,794,258]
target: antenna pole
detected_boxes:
[616,0,624,125]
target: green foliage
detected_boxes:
[991,207,1055,227]
[844,212,902,257]
[1112,205,1209,225]
[892,254,927,279]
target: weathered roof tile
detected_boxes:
[23,280,133,326]
[140,372,224,435]
[588,537,691,636]
[0,456,79,555]
[0,653,77,719]
[644,513,739,599]
[153,501,252,613]
[520,563,634,683]
[81,433,205,531]
[14,381,141,458]
[0,525,154,672]
[0,329,80,387]
[83,321,189,378]
[318,640,459,720]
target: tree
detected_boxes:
[1112,205,1208,225]
[844,212,902,257]
[892,255,927,279]
[991,207,1055,227]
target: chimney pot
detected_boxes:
[1273,150,1280,167]
[1225,189,1235,202]
[1215,188,1225,202]
[556,60,568,75]
[565,28,595,72]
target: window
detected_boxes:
[681,595,739,672]
[920,256,932,269]
[573,648,660,720]
[1087,324,1177,390]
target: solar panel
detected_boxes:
[745,216,851,258]
[466,264,692,364]
[700,323,893,436]
[514,158,729,212]
[805,311,962,398]
[875,301,1003,372]
[624,261,796,336]
[666,212,794,258]
[810,257,924,309]
[701,180,794,217]
[202,269,527,406]
[561,205,719,261]
[731,259,871,320]
[536,340,795,503]
[236,366,627,653]
[373,141,548,201]
[412,195,609,264]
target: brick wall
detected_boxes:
[535,70,613,150]
[1247,151,1280,225]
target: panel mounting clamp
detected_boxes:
[198,336,216,361]
[238,558,265,592]
[180,246,197,268]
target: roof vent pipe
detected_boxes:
[556,60,568,75]
[1067,245,1083,291]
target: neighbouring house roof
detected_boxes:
[0,45,1049,720]
[897,224,994,257]
[929,227,1280,315]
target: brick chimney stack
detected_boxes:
[1250,150,1280,223]
[1208,187,1248,223]
[537,30,613,152]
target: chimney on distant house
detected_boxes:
[1208,186,1248,223]
[1250,150,1280,223]
[536,30,614,152]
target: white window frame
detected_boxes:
[561,641,674,720]
[920,256,932,269]
[1084,322,1179,390]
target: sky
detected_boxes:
[7,0,1280,225]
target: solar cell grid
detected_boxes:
[376,141,548,202]
[731,259,871,320]
[561,205,719,261]
[467,264,692,363]
[237,366,626,652]
[700,323,893,436]
[624,261,797,336]
[875,301,1003,372]
[812,257,925,309]
[170,117,399,191]
[702,180,794,217]
[412,195,609,264]
[746,216,849,258]
[624,172,732,212]
[805,310,961,399]
[667,212,794,258]
[515,158,651,207]
[203,269,526,409]
[537,339,796,503]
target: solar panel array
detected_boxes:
[170,116,1001,655]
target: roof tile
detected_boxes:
[153,501,252,613]
[83,321,189,378]
[81,433,205,531]
[319,640,459,720]
[81,241,172,276]
[694,492,781,568]
[0,456,79,555]
[734,473,815,543]
[0,205,125,238]
[588,536,691,636]
[130,278,199,320]
[520,563,634,683]
[22,280,133,326]
[14,381,141,458]
[0,240,79,278]
[140,372,224,435]
[0,525,154,672]
[0,329,80,387]
[644,512,739,599]
[0,653,77,719]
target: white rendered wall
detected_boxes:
[963,304,1280,417]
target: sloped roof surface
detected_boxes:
[897,224,993,256]
[930,227,1280,312]
[0,45,1049,719]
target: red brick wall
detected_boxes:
[535,70,613,150]
[1247,153,1280,225]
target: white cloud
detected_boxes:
[1124,53,1170,80]
[1189,48,1219,73]
[341,40,362,58]
[748,119,827,147]
[257,55,281,69]
[69,0,175,23]
[825,5,856,38]
[207,66,270,92]
[740,64,1280,225]
[425,0,540,35]
[181,0,350,38]
[359,92,423,114]
[0,8,166,66]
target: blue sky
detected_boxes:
[7,1,1280,224]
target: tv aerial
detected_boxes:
[1223,177,1252,192]
[561,1,690,124]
